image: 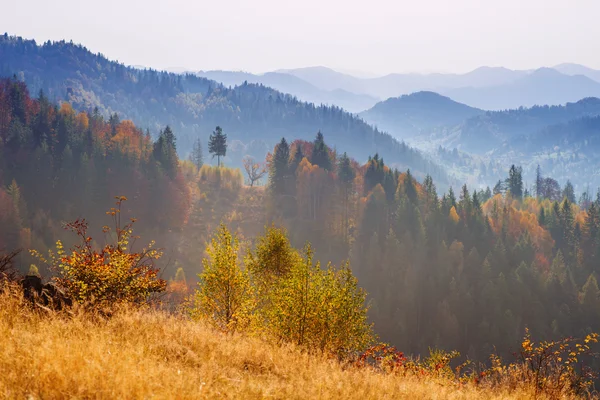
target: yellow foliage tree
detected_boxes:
[265,244,374,356]
[192,223,254,332]
[449,206,460,224]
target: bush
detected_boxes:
[32,197,166,309]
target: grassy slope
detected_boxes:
[0,288,565,400]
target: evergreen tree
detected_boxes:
[269,138,290,196]
[311,131,331,171]
[190,137,204,170]
[493,180,505,195]
[506,165,523,199]
[563,180,576,203]
[208,126,227,166]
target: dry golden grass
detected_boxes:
[0,287,576,399]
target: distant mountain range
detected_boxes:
[358,88,600,190]
[0,34,447,184]
[444,68,600,110]
[196,70,377,113]
[197,64,600,112]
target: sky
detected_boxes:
[2,0,599,75]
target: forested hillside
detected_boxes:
[359,91,484,139]
[442,97,600,153]
[1,79,600,398]
[0,77,190,276]
[0,34,447,184]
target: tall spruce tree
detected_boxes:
[506,165,523,199]
[209,126,227,166]
[311,131,331,171]
[269,138,290,196]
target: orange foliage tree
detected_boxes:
[32,197,166,308]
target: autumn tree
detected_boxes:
[192,223,254,332]
[242,156,267,187]
[208,126,227,166]
[265,244,373,355]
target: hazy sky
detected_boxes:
[2,0,599,75]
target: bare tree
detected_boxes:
[243,156,267,187]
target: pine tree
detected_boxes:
[190,137,204,170]
[563,180,576,203]
[208,126,227,166]
[311,131,331,171]
[269,138,290,196]
[506,165,523,199]
[493,179,505,195]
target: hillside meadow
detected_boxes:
[0,286,572,400]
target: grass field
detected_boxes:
[0,286,577,399]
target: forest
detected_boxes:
[2,65,600,398]
[1,75,600,355]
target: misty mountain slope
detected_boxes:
[553,63,600,83]
[441,97,600,153]
[359,91,484,139]
[443,68,600,110]
[524,115,600,153]
[196,70,378,112]
[0,34,447,183]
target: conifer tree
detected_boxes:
[311,131,331,171]
[269,138,290,196]
[208,126,227,167]
[506,165,523,199]
[563,180,576,203]
[190,137,204,171]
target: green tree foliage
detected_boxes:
[208,126,227,167]
[506,164,523,199]
[265,245,373,355]
[193,224,373,355]
[268,138,290,196]
[563,180,576,203]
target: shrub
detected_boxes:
[32,197,166,309]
